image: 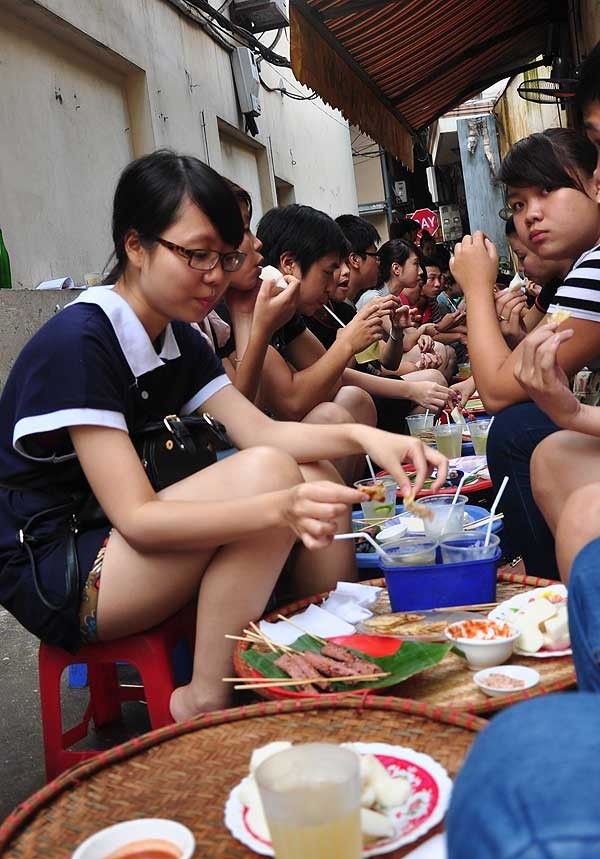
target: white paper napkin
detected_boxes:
[331,580,382,605]
[321,581,383,623]
[35,276,76,290]
[320,594,373,623]
[259,604,355,645]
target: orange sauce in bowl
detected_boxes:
[104,839,182,859]
[447,619,514,641]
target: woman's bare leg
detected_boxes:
[555,483,600,581]
[531,432,600,533]
[289,459,358,597]
[95,447,301,720]
[303,397,370,484]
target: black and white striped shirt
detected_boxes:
[549,245,600,322]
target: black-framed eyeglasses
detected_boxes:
[152,236,246,272]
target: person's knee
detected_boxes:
[531,434,560,512]
[559,483,600,538]
[240,446,303,490]
[302,458,345,485]
[448,695,600,857]
[305,400,353,426]
[334,386,376,426]
[417,368,446,386]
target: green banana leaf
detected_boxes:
[241,634,451,693]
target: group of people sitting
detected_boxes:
[1,30,600,854]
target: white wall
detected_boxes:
[0,0,358,287]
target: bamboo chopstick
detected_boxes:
[431,602,499,612]
[224,634,294,653]
[225,672,391,690]
[276,614,328,645]
[464,513,504,531]
[249,621,278,653]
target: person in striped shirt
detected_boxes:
[450,127,600,578]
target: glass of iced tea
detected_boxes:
[255,743,362,859]
[405,413,436,446]
[432,424,463,458]
[468,420,492,456]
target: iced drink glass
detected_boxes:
[418,494,467,538]
[379,537,438,566]
[440,532,500,563]
[432,424,462,458]
[354,476,397,521]
[405,413,436,446]
[255,743,362,859]
[469,420,492,456]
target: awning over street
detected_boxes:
[290,0,552,168]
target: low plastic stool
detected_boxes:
[38,604,196,781]
[67,639,192,688]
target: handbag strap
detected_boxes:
[17,499,82,613]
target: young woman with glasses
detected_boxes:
[0,150,446,722]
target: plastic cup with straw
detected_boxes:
[334,530,395,563]
[439,464,487,536]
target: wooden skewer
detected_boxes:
[276,614,328,645]
[464,513,504,531]
[249,621,278,653]
[224,634,294,654]
[226,672,391,689]
[431,602,499,612]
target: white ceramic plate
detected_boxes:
[473,665,540,697]
[72,818,195,859]
[224,742,452,857]
[488,585,571,658]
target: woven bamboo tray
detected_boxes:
[0,697,486,859]
[233,567,576,715]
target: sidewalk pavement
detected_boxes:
[0,607,150,823]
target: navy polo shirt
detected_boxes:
[0,286,230,650]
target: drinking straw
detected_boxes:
[424,409,430,422]
[450,473,468,508]
[334,530,394,562]
[323,304,346,328]
[365,454,377,480]
[484,475,509,546]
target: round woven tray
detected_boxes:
[0,697,485,859]
[233,567,576,714]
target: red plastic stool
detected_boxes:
[38,604,196,780]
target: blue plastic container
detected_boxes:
[378,547,501,611]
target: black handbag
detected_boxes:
[6,412,233,615]
[133,412,232,491]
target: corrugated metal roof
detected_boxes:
[290,0,552,163]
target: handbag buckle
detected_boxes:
[163,414,193,453]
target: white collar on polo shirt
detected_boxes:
[68,286,181,379]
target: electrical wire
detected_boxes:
[181,0,291,66]
[259,74,318,100]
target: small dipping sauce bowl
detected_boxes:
[473,665,540,697]
[445,618,519,669]
[72,818,194,859]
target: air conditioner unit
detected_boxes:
[231,0,289,32]
[231,47,261,117]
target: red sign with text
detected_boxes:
[409,208,440,238]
